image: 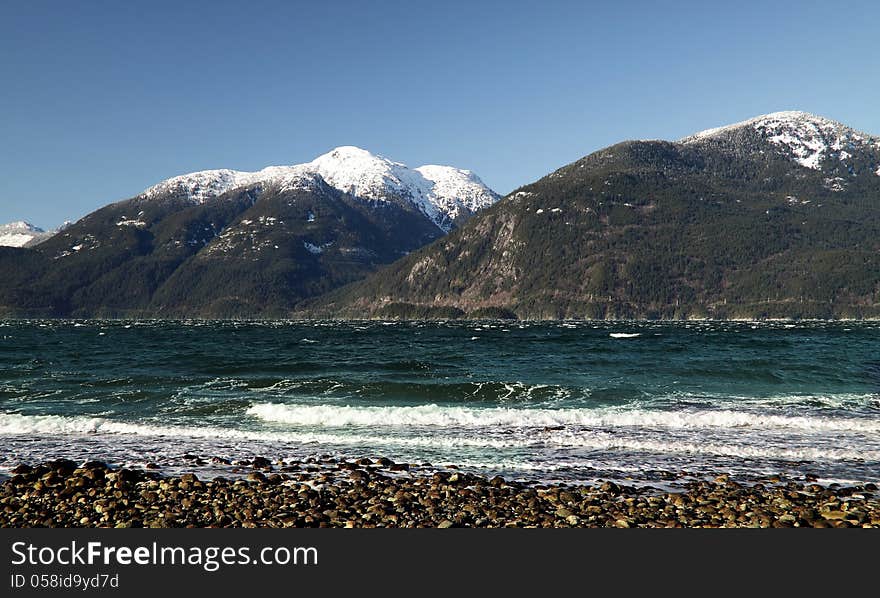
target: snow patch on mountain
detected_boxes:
[682,111,880,172]
[142,169,250,203]
[141,167,318,203]
[0,221,55,248]
[307,146,441,222]
[415,165,498,223]
[303,241,333,255]
[140,147,499,232]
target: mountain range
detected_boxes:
[0,147,498,317]
[3,111,879,319]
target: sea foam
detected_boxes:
[245,402,880,433]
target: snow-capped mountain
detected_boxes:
[0,221,55,248]
[142,146,499,232]
[682,111,880,174]
[4,147,498,317]
[315,111,880,321]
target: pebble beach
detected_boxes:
[2,457,878,528]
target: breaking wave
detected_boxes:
[246,402,880,433]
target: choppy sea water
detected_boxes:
[1,320,879,488]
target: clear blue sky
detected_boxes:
[1,0,878,229]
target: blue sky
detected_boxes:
[1,0,878,229]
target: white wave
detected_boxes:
[0,413,519,449]
[543,430,880,461]
[609,332,641,338]
[1,411,879,462]
[720,393,878,410]
[246,402,880,434]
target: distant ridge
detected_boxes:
[0,221,56,248]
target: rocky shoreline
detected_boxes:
[1,457,878,528]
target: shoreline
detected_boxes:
[2,458,878,528]
[4,317,880,323]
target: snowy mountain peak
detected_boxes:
[140,147,499,231]
[3,221,43,232]
[314,145,379,162]
[142,169,250,203]
[682,111,880,171]
[415,165,498,222]
[0,221,52,248]
[304,146,499,229]
[306,146,415,199]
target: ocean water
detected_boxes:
[1,320,879,488]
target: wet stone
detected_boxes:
[2,460,877,529]
[251,457,272,469]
